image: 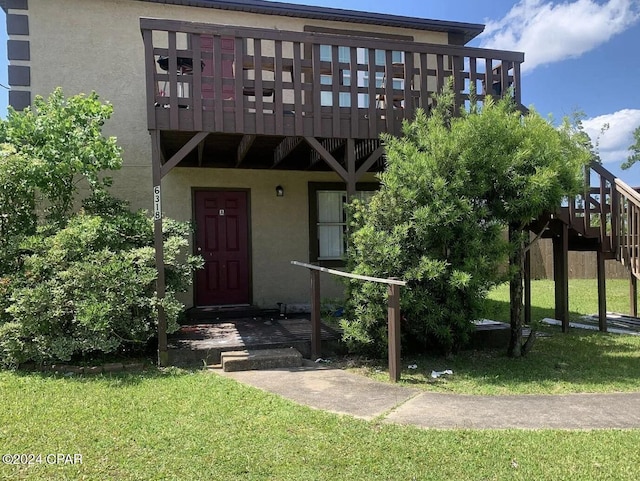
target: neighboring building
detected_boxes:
[2,0,524,312]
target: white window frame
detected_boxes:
[316,190,375,260]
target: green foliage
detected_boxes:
[0,90,201,368]
[0,147,37,276]
[343,101,507,356]
[455,97,588,226]
[0,195,202,368]
[0,88,121,225]
[344,91,590,357]
[621,125,640,170]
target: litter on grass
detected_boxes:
[431,369,453,379]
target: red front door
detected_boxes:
[194,190,250,305]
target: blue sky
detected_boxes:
[0,0,639,181]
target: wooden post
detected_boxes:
[310,268,321,360]
[346,138,356,201]
[631,274,638,317]
[553,222,569,332]
[151,130,169,367]
[597,250,607,332]
[388,282,401,382]
[524,246,532,326]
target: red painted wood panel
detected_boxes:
[195,190,250,305]
[201,35,236,101]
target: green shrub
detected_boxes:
[342,90,589,357]
[343,157,506,356]
[0,195,202,368]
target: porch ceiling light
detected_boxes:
[276,185,284,197]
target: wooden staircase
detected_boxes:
[529,161,640,331]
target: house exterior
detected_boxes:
[3,0,523,362]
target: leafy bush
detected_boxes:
[0,195,202,368]
[342,107,507,356]
[343,91,589,357]
[0,90,202,369]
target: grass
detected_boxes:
[345,279,640,395]
[1,369,640,481]
[2,279,639,479]
[483,278,632,323]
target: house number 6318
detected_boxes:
[153,185,162,221]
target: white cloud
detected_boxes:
[480,0,640,72]
[581,109,640,163]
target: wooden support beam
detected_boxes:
[142,29,157,130]
[346,138,356,199]
[310,269,321,360]
[355,145,385,181]
[631,274,638,317]
[198,139,205,167]
[236,134,256,167]
[553,222,569,332]
[309,138,345,167]
[273,136,302,168]
[304,136,348,181]
[151,130,168,367]
[161,131,209,178]
[388,282,401,382]
[597,250,607,332]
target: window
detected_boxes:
[309,182,378,266]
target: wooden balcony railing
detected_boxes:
[141,18,524,139]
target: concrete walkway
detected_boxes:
[218,365,640,429]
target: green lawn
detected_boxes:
[1,369,640,481]
[346,280,640,395]
[483,278,633,323]
[2,279,640,480]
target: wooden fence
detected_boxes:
[531,239,630,279]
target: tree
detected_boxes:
[455,97,591,357]
[0,147,37,275]
[621,126,640,170]
[344,90,591,358]
[344,92,508,356]
[0,87,121,226]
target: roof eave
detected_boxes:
[141,0,485,44]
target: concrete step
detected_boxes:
[221,348,303,372]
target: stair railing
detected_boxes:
[614,178,640,277]
[564,161,640,279]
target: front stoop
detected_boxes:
[221,348,303,372]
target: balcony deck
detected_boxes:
[141,18,524,140]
